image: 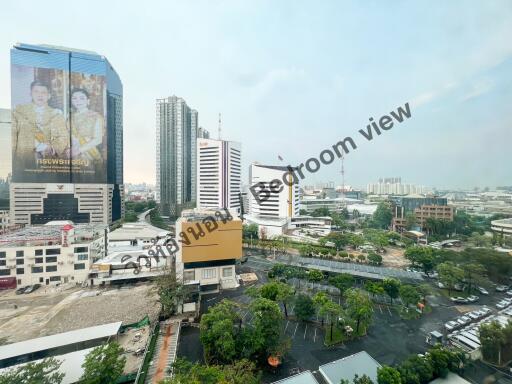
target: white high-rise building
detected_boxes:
[248,164,300,219]
[196,138,241,212]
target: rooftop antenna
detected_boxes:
[218,113,222,140]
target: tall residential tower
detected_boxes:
[156,96,206,218]
[9,43,123,225]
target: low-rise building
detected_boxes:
[491,218,512,237]
[0,221,107,288]
[176,209,242,292]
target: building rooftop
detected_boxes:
[0,321,121,361]
[271,371,319,384]
[109,223,169,241]
[0,223,107,248]
[318,351,381,384]
[429,372,471,384]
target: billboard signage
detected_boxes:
[11,64,107,184]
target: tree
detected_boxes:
[248,298,285,359]
[319,300,343,341]
[404,247,434,274]
[200,300,242,363]
[344,289,373,334]
[0,358,64,384]
[437,262,463,295]
[399,285,420,308]
[242,224,259,241]
[398,355,434,384]
[80,342,126,384]
[329,273,355,296]
[257,281,295,317]
[372,202,393,229]
[480,321,507,364]
[313,291,330,325]
[365,281,385,297]
[353,374,375,384]
[462,263,486,293]
[377,366,401,384]
[307,269,324,282]
[294,294,315,322]
[162,358,261,384]
[382,278,401,304]
[405,212,417,230]
[427,346,464,378]
[153,266,185,317]
[367,252,383,266]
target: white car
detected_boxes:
[480,307,491,316]
[437,282,445,289]
[445,321,459,331]
[456,316,471,326]
[496,285,508,292]
[477,287,489,295]
[506,290,512,296]
[497,301,508,309]
[468,312,480,320]
[467,295,479,303]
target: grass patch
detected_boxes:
[324,325,345,346]
[398,306,422,320]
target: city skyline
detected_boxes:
[0,1,511,189]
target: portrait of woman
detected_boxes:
[68,87,104,162]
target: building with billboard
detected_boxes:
[9,43,123,225]
[197,138,241,213]
[156,96,205,219]
[176,208,241,292]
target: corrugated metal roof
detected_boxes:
[0,322,121,361]
[271,371,319,384]
[319,351,381,384]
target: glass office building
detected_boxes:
[10,43,123,224]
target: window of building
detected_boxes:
[17,279,22,284]
[74,263,86,270]
[31,266,43,273]
[0,260,5,267]
[183,270,195,282]
[39,277,43,283]
[74,247,88,253]
[35,249,43,256]
[16,268,24,275]
[222,267,233,278]
[0,252,5,259]
[16,251,24,257]
[16,259,24,265]
[0,269,10,276]
[46,265,57,272]
[77,254,88,261]
[202,268,216,279]
[46,248,60,255]
[35,257,44,264]
[50,276,61,282]
[46,257,57,263]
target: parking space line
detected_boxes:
[378,305,383,314]
[293,323,299,337]
[304,324,308,339]
[314,327,317,343]
[387,306,392,316]
[284,320,290,332]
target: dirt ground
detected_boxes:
[381,246,409,268]
[0,283,160,345]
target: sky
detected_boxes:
[0,0,511,190]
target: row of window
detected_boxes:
[0,263,86,276]
[0,247,88,259]
[183,267,233,281]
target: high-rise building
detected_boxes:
[156,96,205,218]
[9,43,123,225]
[197,138,241,212]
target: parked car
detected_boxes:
[445,321,459,331]
[437,282,446,289]
[477,287,489,295]
[467,295,479,303]
[496,301,508,309]
[480,307,492,316]
[451,297,468,304]
[468,312,480,320]
[15,286,27,295]
[506,290,512,296]
[496,285,508,292]
[454,283,464,291]
[24,284,41,294]
[456,316,471,326]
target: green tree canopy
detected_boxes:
[382,278,401,304]
[399,285,421,308]
[372,202,393,229]
[294,293,315,322]
[344,288,374,334]
[377,366,401,384]
[329,273,355,296]
[0,357,64,384]
[80,342,126,384]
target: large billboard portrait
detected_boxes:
[11,65,107,183]
[11,65,69,183]
[69,72,107,183]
